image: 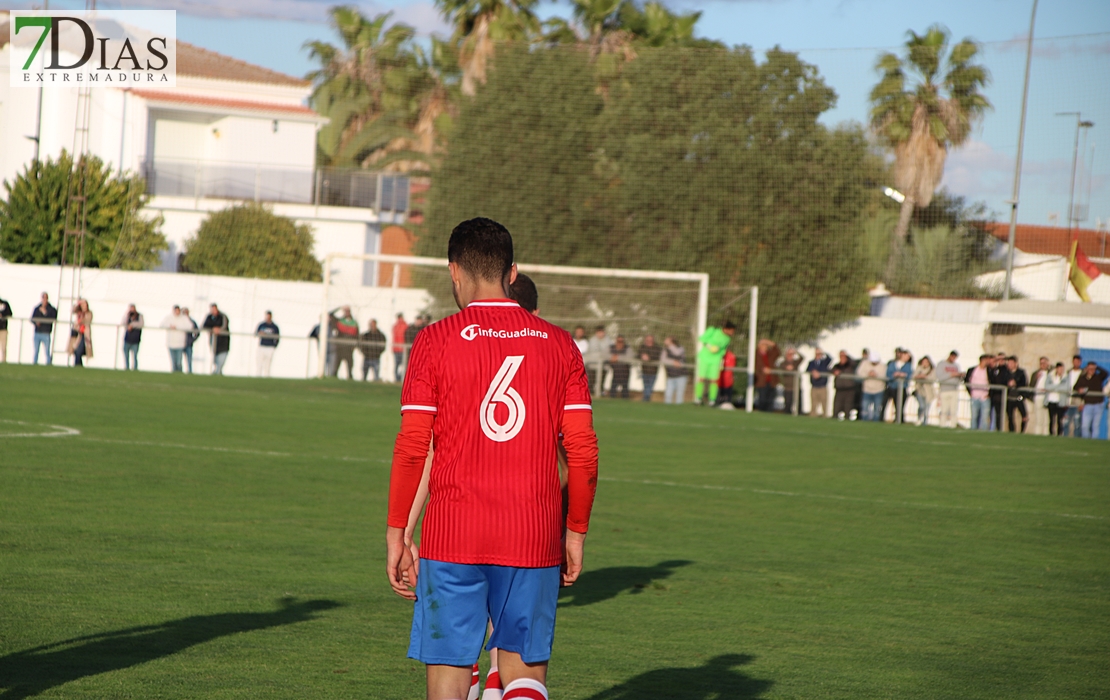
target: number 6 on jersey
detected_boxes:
[480,355,526,442]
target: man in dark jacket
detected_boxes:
[1004,356,1029,433]
[806,348,832,417]
[831,351,857,420]
[359,319,387,381]
[31,293,58,365]
[608,336,633,399]
[637,335,663,401]
[988,352,1010,431]
[121,304,144,371]
[202,304,231,375]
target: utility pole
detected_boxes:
[1003,0,1037,301]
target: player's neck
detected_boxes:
[458,284,509,308]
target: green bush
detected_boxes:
[182,203,322,282]
[0,151,166,270]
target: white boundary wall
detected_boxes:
[0,262,429,379]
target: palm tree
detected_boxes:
[305,8,418,167]
[435,0,540,96]
[869,25,990,281]
[543,1,715,52]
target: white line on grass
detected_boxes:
[599,476,1107,521]
[0,419,81,438]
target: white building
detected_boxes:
[0,13,408,287]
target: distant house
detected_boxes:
[0,16,408,285]
[979,223,1110,303]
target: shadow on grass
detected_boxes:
[0,597,342,699]
[558,560,692,607]
[584,654,771,699]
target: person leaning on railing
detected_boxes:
[120,304,144,371]
[858,352,886,422]
[662,336,687,405]
[778,347,804,415]
[1043,362,1070,436]
[1074,361,1110,439]
[359,319,387,382]
[1004,356,1029,434]
[805,348,831,418]
[162,305,189,373]
[936,351,962,429]
[1029,357,1052,436]
[965,355,993,431]
[831,350,857,420]
[0,294,12,363]
[912,356,936,427]
[31,293,58,365]
[71,300,94,368]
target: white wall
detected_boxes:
[147,197,381,276]
[0,261,430,379]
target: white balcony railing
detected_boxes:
[143,159,410,213]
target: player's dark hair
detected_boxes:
[447,218,513,283]
[509,273,539,313]
[723,320,736,331]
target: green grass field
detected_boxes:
[2,364,1108,699]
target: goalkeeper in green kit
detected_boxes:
[694,321,736,405]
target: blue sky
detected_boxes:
[10,0,1110,232]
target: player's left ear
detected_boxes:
[508,263,518,286]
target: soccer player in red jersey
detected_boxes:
[386,219,599,700]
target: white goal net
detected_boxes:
[320,253,709,392]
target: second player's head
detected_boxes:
[509,273,539,314]
[447,218,515,308]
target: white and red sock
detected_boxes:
[466,663,480,700]
[502,677,548,700]
[481,667,503,700]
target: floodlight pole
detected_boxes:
[1055,112,1094,299]
[1003,0,1038,301]
[745,286,758,414]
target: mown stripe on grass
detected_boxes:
[598,476,1108,521]
[79,437,388,464]
[598,416,1098,457]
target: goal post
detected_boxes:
[320,252,709,390]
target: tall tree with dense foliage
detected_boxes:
[0,152,166,270]
[181,204,322,282]
[421,45,882,341]
[869,25,990,280]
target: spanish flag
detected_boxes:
[1068,239,1102,302]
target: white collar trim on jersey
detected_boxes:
[468,301,519,308]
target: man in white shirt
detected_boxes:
[1029,356,1051,436]
[1064,355,1083,437]
[584,325,609,396]
[935,350,962,428]
[162,306,189,373]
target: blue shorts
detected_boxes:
[408,559,560,666]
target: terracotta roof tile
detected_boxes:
[987,222,1110,274]
[176,40,308,87]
